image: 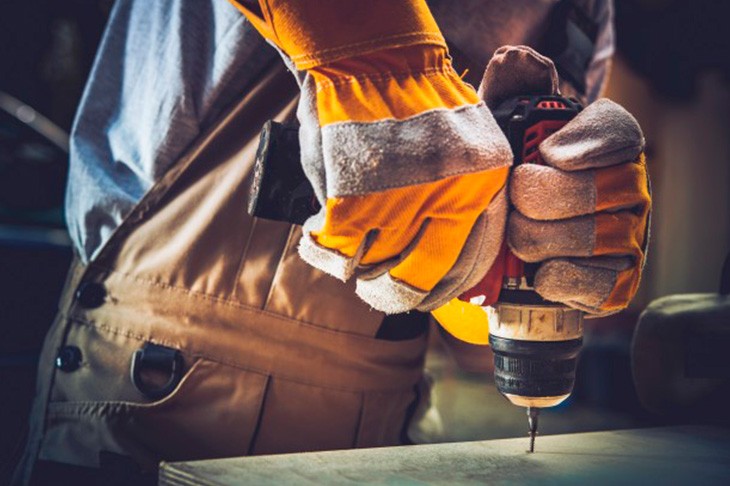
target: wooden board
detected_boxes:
[160,426,730,485]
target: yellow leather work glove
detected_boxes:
[491,46,652,316]
[231,0,512,313]
[433,45,651,344]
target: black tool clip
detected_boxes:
[130,342,184,400]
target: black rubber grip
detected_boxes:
[489,335,582,397]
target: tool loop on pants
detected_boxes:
[130,342,185,400]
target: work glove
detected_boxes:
[433,46,651,344]
[492,46,652,316]
[231,0,513,313]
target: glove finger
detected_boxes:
[508,210,646,263]
[540,99,645,172]
[356,216,476,314]
[300,181,435,281]
[418,187,508,311]
[478,45,559,109]
[359,221,425,267]
[298,208,371,281]
[510,154,650,221]
[353,217,431,281]
[534,256,640,315]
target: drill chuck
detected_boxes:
[487,295,583,409]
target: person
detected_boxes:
[14,0,650,484]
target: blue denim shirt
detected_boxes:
[67,0,612,263]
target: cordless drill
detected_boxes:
[247,94,583,452]
[464,95,583,452]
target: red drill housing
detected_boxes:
[460,95,582,303]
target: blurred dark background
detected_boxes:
[0,1,113,479]
[1,0,729,480]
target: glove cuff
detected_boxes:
[230,0,446,70]
[311,45,477,125]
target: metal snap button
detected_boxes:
[75,282,106,309]
[55,345,82,372]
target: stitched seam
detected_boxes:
[247,374,271,455]
[262,224,296,311]
[89,265,407,344]
[330,156,509,196]
[314,66,459,89]
[61,316,415,394]
[570,143,645,167]
[441,202,494,298]
[47,401,131,417]
[232,218,258,297]
[33,283,84,464]
[291,32,445,67]
[261,0,278,44]
[291,33,444,62]
[352,390,366,448]
[597,267,621,309]
[323,101,486,128]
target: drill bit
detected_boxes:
[527,407,540,453]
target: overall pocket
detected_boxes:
[40,322,269,470]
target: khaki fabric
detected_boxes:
[15,62,427,482]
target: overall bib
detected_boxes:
[16,61,428,483]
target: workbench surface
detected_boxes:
[159,426,730,485]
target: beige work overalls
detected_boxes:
[15,62,428,482]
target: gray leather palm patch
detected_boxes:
[320,102,512,196]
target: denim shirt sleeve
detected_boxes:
[65,0,278,263]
